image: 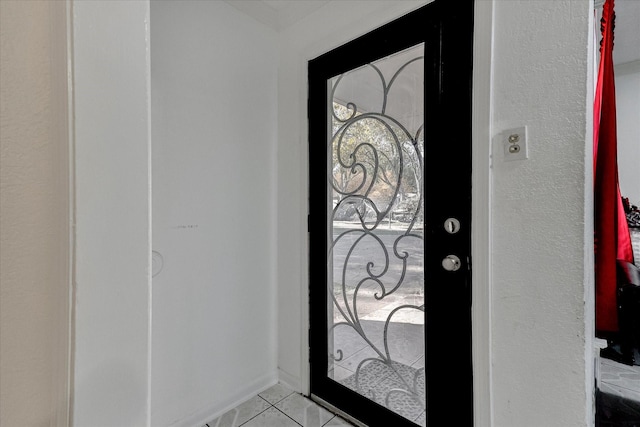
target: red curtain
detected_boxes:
[594,0,635,334]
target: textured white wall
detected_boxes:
[491,1,593,426]
[0,1,71,426]
[150,2,278,426]
[72,1,152,426]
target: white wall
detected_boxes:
[72,1,152,426]
[615,63,640,207]
[0,1,71,425]
[150,2,278,426]
[491,1,593,426]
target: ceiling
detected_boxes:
[223,0,330,31]
[224,0,640,65]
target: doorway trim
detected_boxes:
[470,1,493,426]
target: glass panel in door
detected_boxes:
[327,43,426,424]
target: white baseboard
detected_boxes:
[277,368,302,394]
[169,371,278,427]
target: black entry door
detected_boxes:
[308,1,474,426]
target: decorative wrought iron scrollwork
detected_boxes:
[328,46,426,422]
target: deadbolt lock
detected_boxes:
[444,218,461,234]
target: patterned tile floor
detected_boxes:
[203,383,356,427]
[204,356,639,427]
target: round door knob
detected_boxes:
[442,255,461,271]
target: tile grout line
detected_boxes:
[237,392,300,427]
[270,403,304,427]
[205,385,358,427]
[237,395,277,427]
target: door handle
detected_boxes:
[442,255,461,271]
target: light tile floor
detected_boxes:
[204,357,640,427]
[203,383,356,427]
[599,357,640,402]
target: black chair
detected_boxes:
[616,259,640,366]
